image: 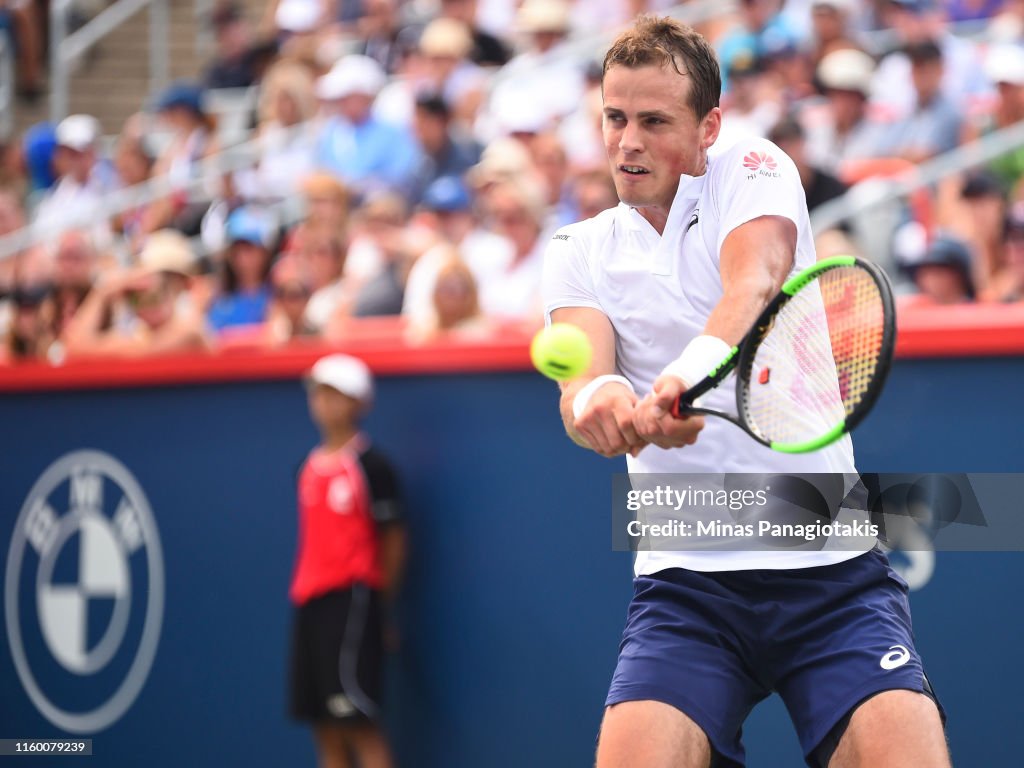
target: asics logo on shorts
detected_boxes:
[879,644,911,670]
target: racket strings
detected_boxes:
[742,266,886,445]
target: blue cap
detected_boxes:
[421,175,471,212]
[154,81,205,115]
[889,0,938,13]
[226,207,275,249]
[22,122,58,192]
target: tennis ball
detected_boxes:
[531,323,592,381]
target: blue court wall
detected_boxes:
[1,355,1022,767]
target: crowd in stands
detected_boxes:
[2,0,1024,365]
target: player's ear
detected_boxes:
[700,107,722,151]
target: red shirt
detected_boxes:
[289,437,383,604]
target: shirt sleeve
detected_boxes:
[541,226,603,321]
[713,138,808,258]
[359,448,403,526]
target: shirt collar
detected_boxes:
[618,169,708,234]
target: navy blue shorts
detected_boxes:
[606,548,944,767]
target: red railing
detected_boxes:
[0,303,1021,393]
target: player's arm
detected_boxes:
[634,215,795,445]
[551,306,647,458]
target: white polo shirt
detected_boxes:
[542,138,867,574]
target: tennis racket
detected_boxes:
[671,255,896,453]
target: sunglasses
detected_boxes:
[275,286,310,301]
[12,284,52,308]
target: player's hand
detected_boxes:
[573,382,646,458]
[633,375,705,449]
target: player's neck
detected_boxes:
[320,427,359,453]
[637,205,670,235]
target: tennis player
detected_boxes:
[542,16,948,768]
[289,354,406,768]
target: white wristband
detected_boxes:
[661,335,733,404]
[572,375,635,420]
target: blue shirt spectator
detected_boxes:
[313,55,419,198]
[207,207,276,332]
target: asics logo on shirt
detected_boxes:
[879,644,911,670]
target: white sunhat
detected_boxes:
[315,54,387,100]
[817,48,876,97]
[985,44,1024,87]
[56,114,102,151]
[307,354,375,405]
[276,0,321,33]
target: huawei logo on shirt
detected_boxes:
[742,150,781,180]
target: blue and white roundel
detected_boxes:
[4,450,164,734]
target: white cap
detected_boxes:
[518,0,571,33]
[315,54,387,100]
[307,354,374,405]
[139,229,195,275]
[56,114,102,151]
[985,44,1024,86]
[817,49,875,96]
[419,17,473,59]
[811,0,854,12]
[276,0,321,33]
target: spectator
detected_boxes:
[717,0,798,92]
[769,115,849,214]
[759,26,815,105]
[50,230,105,339]
[416,17,488,128]
[112,116,156,249]
[150,82,221,235]
[402,174,514,325]
[438,0,510,68]
[528,132,575,228]
[939,170,1008,297]
[409,93,481,204]
[571,169,619,221]
[964,44,1024,192]
[475,179,549,321]
[207,207,276,332]
[354,0,405,75]
[266,254,317,344]
[0,0,43,100]
[348,197,417,319]
[485,0,583,143]
[879,39,961,162]
[20,121,58,208]
[343,190,411,298]
[3,245,55,362]
[62,232,209,359]
[896,233,975,304]
[871,0,991,118]
[288,353,405,768]
[300,229,351,332]
[809,0,861,68]
[203,2,268,90]
[717,49,783,154]
[984,201,1024,302]
[314,55,420,199]
[803,48,888,172]
[0,189,25,300]
[32,115,113,244]
[236,60,318,203]
[407,249,490,342]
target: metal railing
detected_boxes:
[811,119,1024,236]
[0,31,13,140]
[49,0,170,122]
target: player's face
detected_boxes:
[602,63,720,220]
[308,384,361,433]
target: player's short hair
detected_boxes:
[602,15,721,120]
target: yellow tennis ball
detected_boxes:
[531,323,592,381]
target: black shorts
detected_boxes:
[288,584,384,723]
